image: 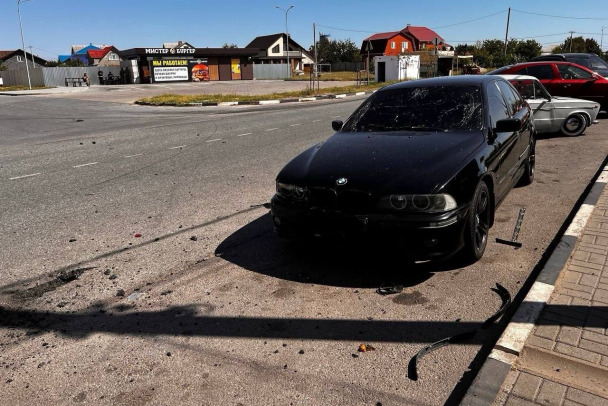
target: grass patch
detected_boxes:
[0,85,50,91]
[289,71,374,81]
[137,81,393,106]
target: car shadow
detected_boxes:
[215,212,469,289]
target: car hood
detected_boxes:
[278,131,485,194]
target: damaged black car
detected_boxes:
[270,76,535,261]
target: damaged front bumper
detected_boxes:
[270,194,470,259]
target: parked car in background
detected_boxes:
[530,53,608,77]
[271,76,535,262]
[488,61,608,111]
[498,74,600,136]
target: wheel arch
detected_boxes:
[480,174,496,228]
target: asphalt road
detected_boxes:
[0,94,606,406]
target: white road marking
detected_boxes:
[331,115,341,118]
[494,282,554,356]
[205,139,222,143]
[9,172,41,180]
[73,162,98,168]
[565,204,595,237]
[290,124,301,127]
[236,132,252,137]
[124,153,143,158]
[266,128,279,131]
[169,145,187,149]
[312,119,321,123]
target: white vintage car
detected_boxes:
[499,74,600,136]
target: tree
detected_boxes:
[0,61,7,71]
[310,37,361,63]
[455,38,541,68]
[222,43,238,49]
[553,36,601,54]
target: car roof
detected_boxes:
[495,74,538,81]
[382,75,503,90]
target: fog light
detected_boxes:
[423,238,439,247]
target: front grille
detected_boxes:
[311,188,372,213]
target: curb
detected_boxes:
[461,161,608,405]
[134,90,374,107]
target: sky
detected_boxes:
[2,0,608,61]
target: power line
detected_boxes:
[315,24,377,34]
[317,10,507,36]
[511,9,608,20]
[431,10,506,29]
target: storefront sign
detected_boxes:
[152,59,189,82]
[188,59,210,82]
[231,59,241,74]
[145,48,196,55]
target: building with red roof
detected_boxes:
[85,46,121,66]
[360,24,450,57]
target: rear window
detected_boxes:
[342,86,483,133]
[588,55,608,70]
[523,65,554,80]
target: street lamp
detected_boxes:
[275,5,294,78]
[17,0,32,90]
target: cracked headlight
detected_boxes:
[379,194,457,213]
[276,182,309,201]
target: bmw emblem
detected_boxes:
[336,177,348,186]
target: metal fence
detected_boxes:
[253,64,289,80]
[0,66,122,87]
[330,62,365,72]
[43,66,122,86]
[0,68,44,87]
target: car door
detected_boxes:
[497,80,530,178]
[486,81,520,199]
[509,79,554,133]
[555,64,604,105]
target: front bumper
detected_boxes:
[270,195,470,259]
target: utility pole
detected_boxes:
[313,23,316,90]
[569,31,574,52]
[504,7,511,55]
[275,5,294,79]
[601,26,606,55]
[17,0,32,90]
[367,39,371,85]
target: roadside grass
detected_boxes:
[0,85,50,91]
[288,71,374,81]
[137,81,392,106]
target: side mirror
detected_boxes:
[495,118,521,132]
[332,120,343,132]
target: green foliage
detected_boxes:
[0,61,8,71]
[47,58,85,67]
[222,43,238,49]
[553,36,601,54]
[310,37,361,63]
[455,38,541,68]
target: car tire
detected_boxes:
[560,113,587,136]
[518,139,535,186]
[462,181,491,262]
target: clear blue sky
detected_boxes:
[3,0,608,61]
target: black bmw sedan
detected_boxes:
[270,75,535,262]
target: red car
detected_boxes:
[488,61,608,111]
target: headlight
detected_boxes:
[379,194,457,213]
[276,182,309,201]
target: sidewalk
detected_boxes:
[464,164,608,405]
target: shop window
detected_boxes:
[272,44,280,54]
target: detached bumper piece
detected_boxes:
[407,283,511,381]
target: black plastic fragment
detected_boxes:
[376,284,404,295]
[482,283,511,328]
[250,202,271,209]
[407,330,477,381]
[407,283,512,381]
[496,208,525,248]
